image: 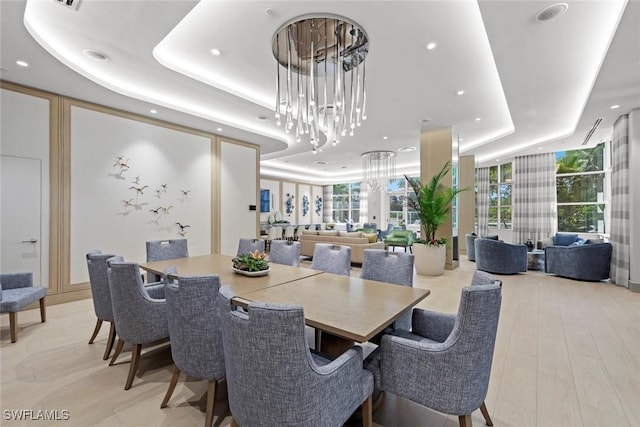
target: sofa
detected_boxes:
[298,229,384,264]
[545,242,612,281]
[474,238,527,274]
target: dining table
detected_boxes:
[140,253,431,356]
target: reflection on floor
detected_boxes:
[1,258,639,426]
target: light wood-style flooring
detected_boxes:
[2,259,639,426]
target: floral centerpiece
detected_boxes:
[232,251,269,272]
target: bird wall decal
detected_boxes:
[133,175,141,184]
[113,156,130,169]
[130,185,149,195]
[175,222,191,232]
[121,199,134,207]
[180,190,191,197]
[149,207,162,215]
[161,206,174,214]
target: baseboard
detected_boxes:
[629,280,640,293]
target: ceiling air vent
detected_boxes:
[53,0,81,11]
[582,118,603,145]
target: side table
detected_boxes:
[527,249,545,271]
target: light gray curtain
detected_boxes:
[323,185,333,224]
[512,153,557,244]
[610,115,630,287]
[476,167,489,236]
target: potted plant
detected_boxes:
[232,250,270,275]
[404,161,465,275]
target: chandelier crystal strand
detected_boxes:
[362,151,396,191]
[272,14,368,150]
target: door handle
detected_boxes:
[21,238,38,243]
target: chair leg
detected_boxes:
[109,338,125,366]
[160,366,181,408]
[103,323,116,360]
[124,343,142,390]
[9,312,17,343]
[314,329,322,351]
[39,297,46,322]
[89,319,103,344]
[479,401,494,426]
[231,418,240,427]
[459,414,472,427]
[205,380,217,427]
[361,395,372,427]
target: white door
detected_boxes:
[1,155,42,283]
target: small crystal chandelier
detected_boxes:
[362,151,396,191]
[272,14,369,153]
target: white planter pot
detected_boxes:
[413,243,446,276]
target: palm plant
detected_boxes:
[404,161,465,246]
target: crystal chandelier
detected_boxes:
[362,150,396,191]
[272,14,369,152]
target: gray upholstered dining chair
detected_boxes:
[0,272,47,343]
[268,240,300,267]
[310,243,351,276]
[217,286,373,427]
[161,274,225,427]
[86,250,119,360]
[107,259,169,390]
[360,249,414,332]
[237,238,265,255]
[366,270,502,427]
[146,238,189,282]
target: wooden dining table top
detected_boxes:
[139,253,323,295]
[236,273,431,343]
[141,253,431,345]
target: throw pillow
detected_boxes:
[363,233,377,243]
[484,235,499,240]
[569,238,586,246]
[553,233,578,246]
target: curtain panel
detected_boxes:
[476,167,490,236]
[513,153,557,244]
[610,115,630,287]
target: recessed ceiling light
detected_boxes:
[398,146,416,153]
[475,117,481,121]
[82,49,109,62]
[217,127,223,132]
[535,3,568,22]
[420,118,431,124]
[16,60,28,67]
[383,136,388,140]
[426,42,437,50]
[538,147,543,150]
[456,90,465,96]
[313,161,328,165]
[210,48,221,56]
[495,158,501,162]
[610,104,620,109]
[150,109,157,114]
[257,115,268,120]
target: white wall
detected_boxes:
[0,89,50,287]
[69,107,211,283]
[220,141,257,256]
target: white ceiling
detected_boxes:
[2,0,639,185]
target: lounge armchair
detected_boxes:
[0,272,47,343]
[545,243,612,281]
[475,238,527,274]
[384,230,414,252]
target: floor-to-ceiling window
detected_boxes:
[332,182,360,223]
[556,143,607,233]
[488,162,512,229]
[387,177,418,227]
